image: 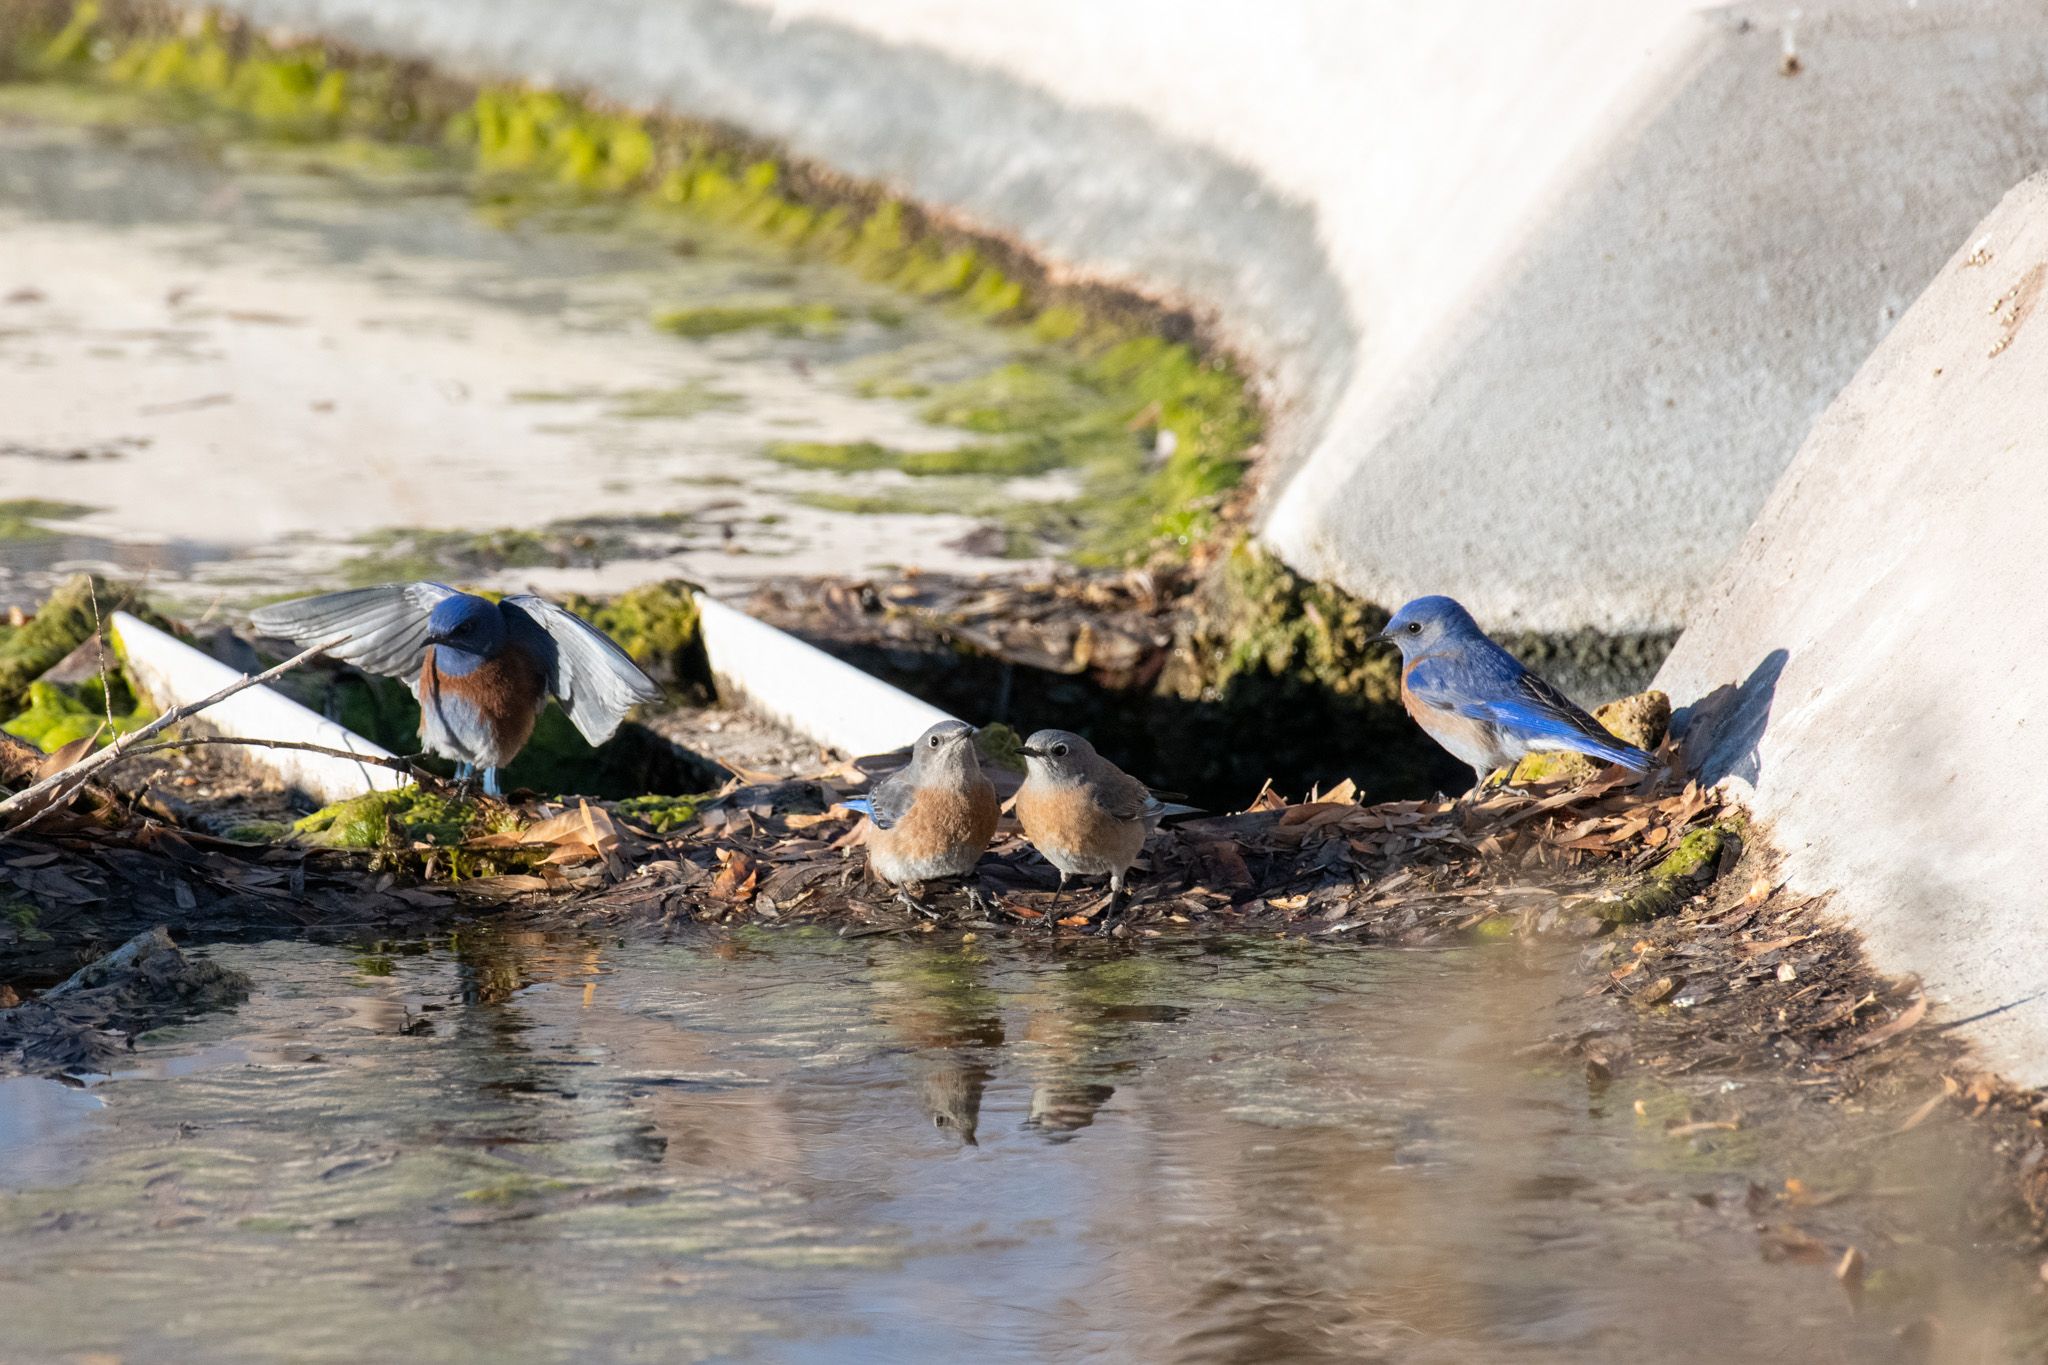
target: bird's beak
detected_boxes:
[1017,746,1044,759]
[1373,625,1397,643]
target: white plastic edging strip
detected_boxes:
[112,611,407,806]
[691,592,957,758]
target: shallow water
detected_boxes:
[0,100,1072,612]
[1,927,2035,1363]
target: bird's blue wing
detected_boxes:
[849,772,915,830]
[1469,674,1651,772]
[249,582,462,687]
[1405,650,1650,772]
[502,596,664,746]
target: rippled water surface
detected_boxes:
[1,929,2036,1363]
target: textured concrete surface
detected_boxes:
[1656,178,2048,1084]
[211,0,2048,635]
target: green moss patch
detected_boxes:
[612,792,708,834]
[1592,822,1740,925]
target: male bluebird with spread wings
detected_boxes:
[842,719,1001,917]
[1378,595,1653,792]
[251,582,662,797]
[1014,728,1192,923]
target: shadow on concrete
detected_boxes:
[1669,647,1789,789]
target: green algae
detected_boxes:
[766,437,1074,480]
[336,523,640,587]
[609,381,743,420]
[653,301,843,339]
[0,498,92,541]
[4,0,1265,565]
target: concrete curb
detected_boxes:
[692,591,957,758]
[111,611,406,806]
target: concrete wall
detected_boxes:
[213,0,2048,637]
[1656,177,2048,1085]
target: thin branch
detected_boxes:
[0,637,343,834]
[114,734,432,781]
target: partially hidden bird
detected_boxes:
[1378,595,1653,791]
[250,582,662,797]
[841,719,1001,916]
[1013,728,1192,919]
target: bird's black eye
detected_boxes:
[1051,743,1069,758]
[928,734,942,748]
[933,1114,948,1128]
[1407,622,1423,634]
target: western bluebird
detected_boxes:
[842,719,1001,916]
[1014,728,1189,919]
[251,582,662,797]
[1378,595,1653,791]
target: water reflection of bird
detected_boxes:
[252,582,661,796]
[843,720,1000,917]
[1377,595,1652,792]
[870,947,1005,1149]
[1015,729,1193,916]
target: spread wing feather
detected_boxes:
[502,595,663,746]
[248,582,462,689]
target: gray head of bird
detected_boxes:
[1375,595,1482,658]
[906,719,982,779]
[1016,728,1105,783]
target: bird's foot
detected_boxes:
[1090,885,1131,935]
[896,886,941,922]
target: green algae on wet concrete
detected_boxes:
[2,0,1265,565]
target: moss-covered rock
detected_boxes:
[0,574,147,715]
[2,675,151,752]
[1591,822,1739,925]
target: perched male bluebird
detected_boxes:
[1014,729,1190,918]
[842,719,1001,917]
[251,582,662,797]
[1378,595,1653,791]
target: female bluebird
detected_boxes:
[1014,729,1187,918]
[1378,595,1652,791]
[842,719,1001,917]
[251,582,662,796]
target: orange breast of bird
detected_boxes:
[1015,781,1142,872]
[422,644,549,762]
[890,776,1000,857]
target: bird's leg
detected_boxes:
[896,883,941,922]
[482,767,503,799]
[1040,872,1070,932]
[963,873,998,918]
[1093,874,1131,933]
